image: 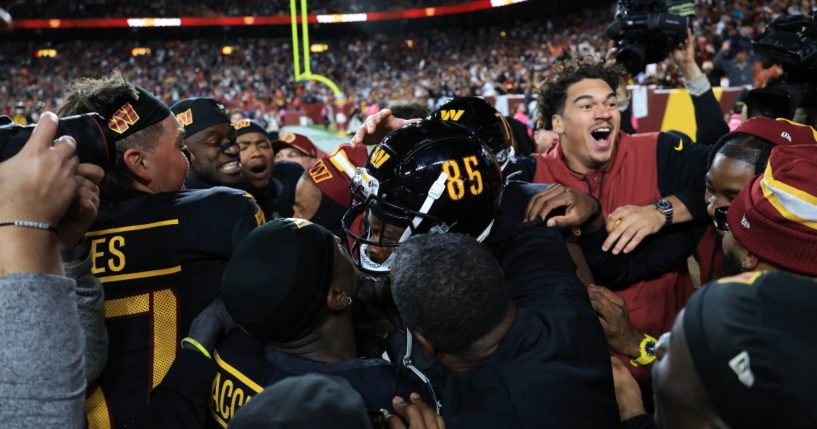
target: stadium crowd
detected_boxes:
[2,1,817,429]
[5,0,467,19]
[4,0,817,126]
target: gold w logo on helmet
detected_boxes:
[439,109,465,121]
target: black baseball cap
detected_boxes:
[170,97,230,138]
[222,218,336,343]
[232,119,268,138]
[684,270,817,429]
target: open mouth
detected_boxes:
[219,160,241,175]
[590,127,612,142]
[248,163,267,174]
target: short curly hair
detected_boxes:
[536,59,628,130]
[391,233,509,354]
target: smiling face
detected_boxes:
[704,153,756,233]
[552,78,621,174]
[185,123,241,186]
[238,131,274,190]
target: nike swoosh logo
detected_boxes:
[674,139,684,152]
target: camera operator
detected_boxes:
[0,112,106,428]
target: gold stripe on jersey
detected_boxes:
[210,352,261,427]
[104,290,180,389]
[105,294,150,317]
[86,385,112,429]
[152,289,178,389]
[86,219,179,237]
[97,265,182,284]
[212,411,229,428]
[214,351,264,393]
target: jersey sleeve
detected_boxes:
[491,219,588,309]
[578,221,708,289]
[656,132,712,223]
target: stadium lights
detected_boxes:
[16,1,534,30]
[316,13,367,23]
[310,44,329,53]
[490,0,528,6]
[35,49,57,58]
[127,18,182,28]
[131,47,152,57]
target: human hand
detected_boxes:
[605,40,619,68]
[0,112,78,227]
[587,285,643,358]
[351,109,421,147]
[610,357,646,422]
[524,183,599,228]
[58,163,104,251]
[187,297,237,353]
[670,28,702,81]
[602,204,664,254]
[387,393,445,429]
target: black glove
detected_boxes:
[185,296,237,355]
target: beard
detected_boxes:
[722,250,744,276]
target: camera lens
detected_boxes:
[616,43,646,76]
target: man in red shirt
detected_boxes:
[529,59,714,382]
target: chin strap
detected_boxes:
[359,243,396,273]
[360,173,449,273]
[396,171,449,244]
[475,219,495,242]
[382,329,441,414]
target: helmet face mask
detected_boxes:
[342,120,503,273]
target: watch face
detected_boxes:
[645,341,657,357]
[655,199,672,212]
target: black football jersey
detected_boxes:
[84,187,263,428]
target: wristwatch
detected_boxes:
[629,334,658,367]
[653,198,673,226]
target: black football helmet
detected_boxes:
[428,96,516,170]
[342,119,503,273]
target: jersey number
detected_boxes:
[441,156,483,201]
[86,289,179,429]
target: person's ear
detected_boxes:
[122,148,150,182]
[551,114,564,134]
[326,284,351,311]
[742,252,760,271]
